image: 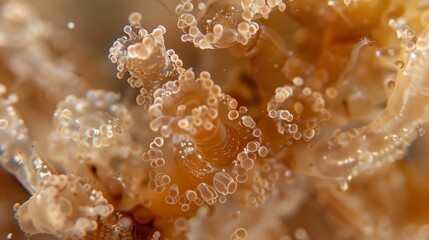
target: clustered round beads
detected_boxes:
[109,13,185,106]
[267,85,330,142]
[176,0,263,49]
[148,70,222,137]
[142,69,268,210]
[53,90,133,148]
[14,174,114,238]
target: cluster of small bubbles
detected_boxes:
[143,138,165,169]
[233,152,254,183]
[415,124,426,137]
[7,1,429,239]
[109,14,184,105]
[53,90,133,148]
[165,184,180,205]
[176,0,261,49]
[244,157,283,207]
[213,171,238,196]
[149,69,222,138]
[143,68,266,211]
[324,120,421,179]
[241,0,287,20]
[375,46,401,59]
[197,182,218,205]
[0,89,56,194]
[14,175,114,238]
[267,85,329,142]
[389,18,417,55]
[148,170,171,193]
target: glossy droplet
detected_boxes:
[338,179,349,191]
[394,60,404,69]
[375,47,401,58]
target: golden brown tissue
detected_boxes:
[2,0,429,239]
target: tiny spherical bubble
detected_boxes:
[174,217,189,232]
[242,116,255,128]
[213,24,224,34]
[294,102,304,114]
[211,85,221,95]
[258,146,268,157]
[275,92,286,102]
[325,87,338,99]
[207,96,218,106]
[268,110,277,118]
[293,77,304,86]
[0,119,8,129]
[175,5,184,14]
[279,110,290,120]
[183,2,194,12]
[228,110,239,120]
[246,141,259,152]
[289,124,298,133]
[181,204,190,212]
[219,195,227,203]
[67,21,75,30]
[123,25,132,35]
[200,71,211,79]
[186,190,198,202]
[242,10,254,21]
[232,228,248,239]
[304,129,315,140]
[237,152,248,162]
[253,128,261,137]
[189,26,200,37]
[241,159,254,170]
[417,37,429,51]
[293,131,302,140]
[205,33,216,43]
[0,84,6,95]
[184,14,195,24]
[198,2,207,10]
[128,12,142,25]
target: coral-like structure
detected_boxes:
[2,0,429,239]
